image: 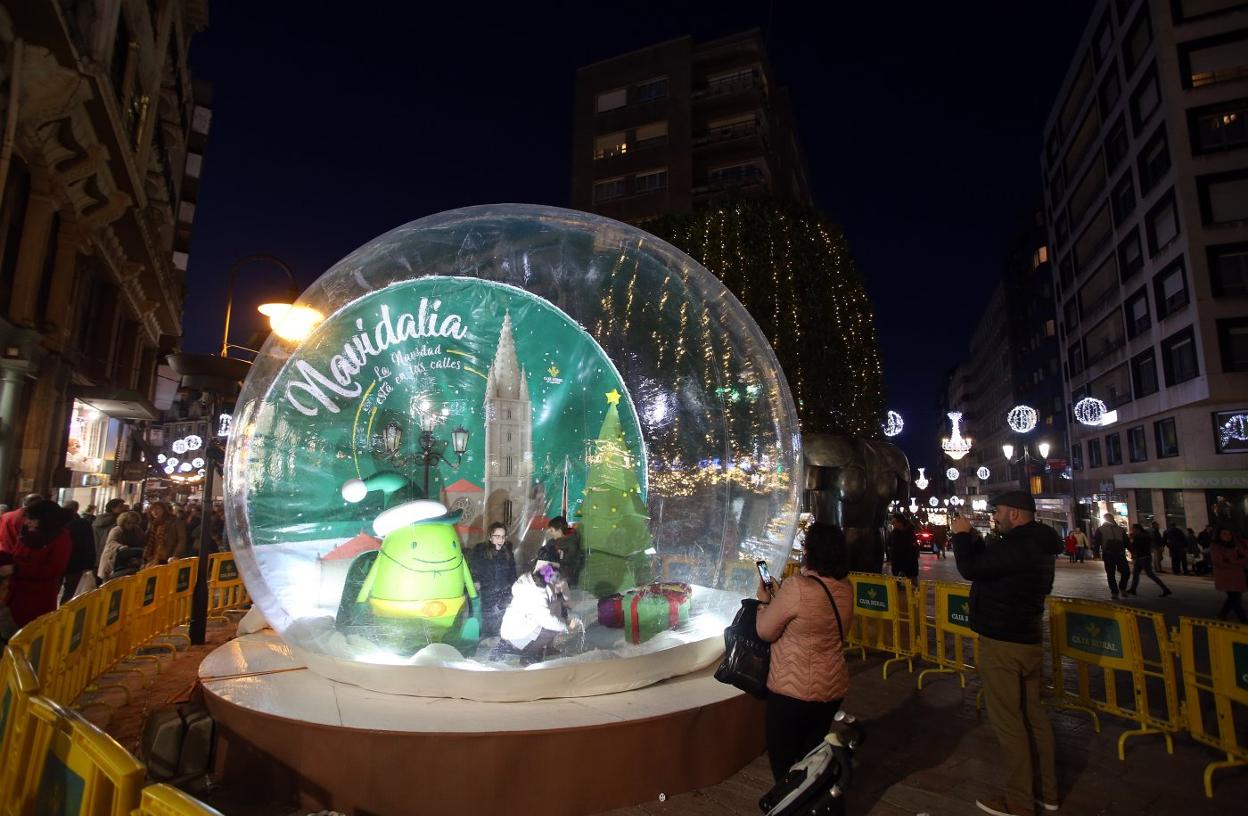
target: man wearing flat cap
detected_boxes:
[951,490,1064,816]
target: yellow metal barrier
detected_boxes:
[845,572,918,678]
[44,594,95,706]
[89,576,143,689]
[1177,616,1248,797]
[1048,597,1181,759]
[0,648,40,805]
[207,552,248,619]
[159,558,198,646]
[132,784,227,815]
[914,580,979,690]
[129,566,175,658]
[8,612,56,691]
[6,694,144,816]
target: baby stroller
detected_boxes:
[759,711,865,816]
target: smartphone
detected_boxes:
[756,560,774,588]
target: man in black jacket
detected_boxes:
[952,491,1062,816]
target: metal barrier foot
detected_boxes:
[882,656,913,680]
[916,666,958,690]
[1116,724,1171,760]
[1056,701,1102,733]
[1204,755,1248,798]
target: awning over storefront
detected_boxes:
[1114,471,1248,490]
[73,387,160,421]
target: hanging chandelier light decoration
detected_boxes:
[883,410,904,437]
[976,466,990,480]
[941,411,972,460]
[946,467,960,481]
[928,496,939,508]
[914,467,929,491]
[1074,397,1108,426]
[908,497,919,514]
[1006,405,1038,433]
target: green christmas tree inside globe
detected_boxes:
[579,390,653,597]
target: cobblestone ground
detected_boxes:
[88,558,1244,815]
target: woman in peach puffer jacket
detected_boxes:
[755,522,854,783]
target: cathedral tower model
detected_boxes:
[482,313,533,537]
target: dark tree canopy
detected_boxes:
[646,197,886,438]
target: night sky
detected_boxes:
[184,2,1091,466]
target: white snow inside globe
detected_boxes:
[225,205,800,700]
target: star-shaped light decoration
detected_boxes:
[605,389,621,405]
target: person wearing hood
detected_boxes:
[498,559,581,664]
[5,500,72,627]
[951,491,1062,816]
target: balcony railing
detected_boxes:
[693,73,762,99]
[693,120,761,146]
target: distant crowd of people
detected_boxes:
[0,494,228,646]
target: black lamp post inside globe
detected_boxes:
[416,413,470,499]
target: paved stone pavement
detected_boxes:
[600,553,1245,816]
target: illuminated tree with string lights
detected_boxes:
[645,197,886,438]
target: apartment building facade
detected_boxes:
[1041,0,1248,535]
[0,0,210,508]
[572,30,812,222]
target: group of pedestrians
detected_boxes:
[0,493,229,646]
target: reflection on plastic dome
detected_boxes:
[225,205,800,692]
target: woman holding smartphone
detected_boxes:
[754,522,854,786]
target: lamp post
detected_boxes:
[1002,440,1052,496]
[413,402,470,499]
[219,254,322,357]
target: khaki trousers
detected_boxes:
[978,635,1058,810]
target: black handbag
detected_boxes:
[714,598,770,699]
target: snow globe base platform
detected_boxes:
[199,630,765,816]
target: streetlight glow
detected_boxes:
[1038,441,1051,459]
[1001,443,1014,460]
[258,303,324,343]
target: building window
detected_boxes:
[1105,117,1130,171]
[1099,68,1122,117]
[1208,242,1248,296]
[1093,13,1115,67]
[1145,190,1180,255]
[1131,347,1159,397]
[1106,433,1124,465]
[1217,317,1248,371]
[1125,287,1151,337]
[1161,325,1200,385]
[708,161,763,186]
[1188,97,1248,154]
[1180,29,1248,88]
[1072,441,1083,471]
[634,120,667,149]
[1154,417,1180,457]
[1213,409,1248,454]
[635,76,668,103]
[1137,127,1170,193]
[1088,438,1103,468]
[1118,228,1144,281]
[592,177,626,202]
[1153,258,1189,319]
[1130,66,1161,134]
[0,155,30,300]
[595,87,627,113]
[1198,169,1248,225]
[1112,172,1137,225]
[1069,339,1085,376]
[634,168,668,194]
[1128,425,1147,461]
[593,131,627,160]
[1122,10,1152,76]
[1136,489,1155,525]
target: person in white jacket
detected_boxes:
[498,560,581,663]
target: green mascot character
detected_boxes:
[336,497,480,650]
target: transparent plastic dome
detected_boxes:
[224,205,801,700]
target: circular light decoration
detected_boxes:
[1006,405,1038,433]
[166,457,179,467]
[882,410,904,437]
[914,467,929,491]
[184,435,203,451]
[197,468,207,477]
[157,453,166,464]
[163,464,175,475]
[171,439,188,455]
[1220,413,1248,445]
[928,496,939,507]
[191,457,205,468]
[1074,397,1107,426]
[976,466,991,480]
[946,467,960,481]
[178,462,192,472]
[941,411,972,460]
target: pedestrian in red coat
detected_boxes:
[0,493,44,552]
[5,500,71,628]
[1211,527,1248,623]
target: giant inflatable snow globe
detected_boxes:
[224,205,801,701]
